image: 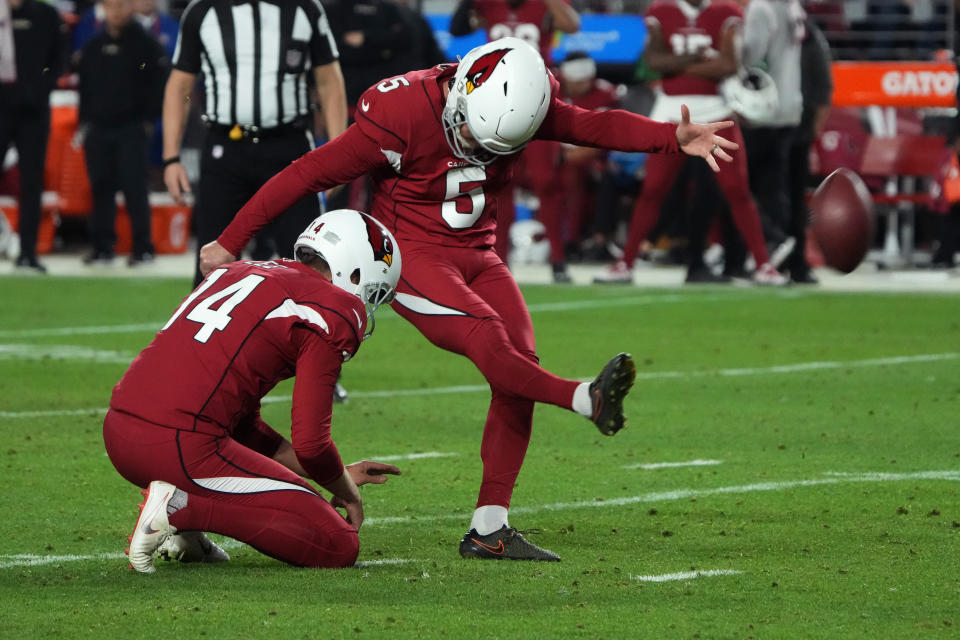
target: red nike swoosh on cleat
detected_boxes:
[140,490,171,535]
[471,538,505,555]
[591,388,603,421]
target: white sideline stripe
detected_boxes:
[2,352,956,419]
[363,469,960,526]
[0,344,135,364]
[624,459,723,471]
[3,470,959,569]
[370,452,458,462]
[194,476,315,495]
[631,569,742,583]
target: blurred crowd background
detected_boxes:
[1,0,959,281]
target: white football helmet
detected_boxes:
[442,37,552,166]
[721,68,780,123]
[294,209,401,338]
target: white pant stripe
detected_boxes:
[194,476,315,495]
[394,293,466,316]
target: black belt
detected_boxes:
[204,121,307,143]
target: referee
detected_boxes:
[161,0,347,285]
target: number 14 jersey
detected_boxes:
[110,260,366,440]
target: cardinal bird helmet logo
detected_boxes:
[464,48,511,95]
[363,217,394,267]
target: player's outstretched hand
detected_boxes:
[346,460,402,487]
[676,104,738,173]
[199,240,236,276]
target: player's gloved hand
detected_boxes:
[346,460,402,486]
[199,240,236,276]
[676,104,738,173]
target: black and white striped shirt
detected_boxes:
[172,0,338,128]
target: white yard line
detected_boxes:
[631,569,742,582]
[624,459,723,471]
[363,469,960,526]
[354,558,416,567]
[369,452,458,462]
[0,550,415,570]
[0,552,127,569]
[0,291,781,340]
[3,351,955,420]
[4,469,958,569]
[0,344,135,364]
[0,323,160,339]
[0,407,110,419]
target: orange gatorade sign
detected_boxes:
[831,62,958,107]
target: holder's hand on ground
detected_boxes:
[164,162,192,205]
[336,495,364,530]
[199,240,236,276]
[676,104,738,172]
[326,469,365,530]
[346,460,402,487]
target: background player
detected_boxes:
[105,210,402,572]
[198,38,739,561]
[594,0,787,286]
[535,51,621,280]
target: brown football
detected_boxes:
[810,168,875,274]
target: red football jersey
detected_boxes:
[353,66,519,248]
[646,0,743,96]
[565,78,620,111]
[110,260,367,481]
[218,64,679,256]
[473,0,568,65]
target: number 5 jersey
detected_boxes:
[217,63,679,258]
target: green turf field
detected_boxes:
[1,277,958,639]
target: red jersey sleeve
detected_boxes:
[217,126,387,257]
[232,409,286,457]
[352,77,416,170]
[289,327,345,486]
[538,76,679,153]
[702,1,744,37]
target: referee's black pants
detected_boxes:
[742,125,796,246]
[786,129,816,277]
[194,128,320,286]
[0,104,50,261]
[84,122,154,257]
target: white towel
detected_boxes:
[0,0,16,83]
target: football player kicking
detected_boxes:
[104,210,403,572]
[199,37,739,562]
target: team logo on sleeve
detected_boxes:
[465,48,511,94]
[363,218,394,267]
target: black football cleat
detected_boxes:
[589,353,636,436]
[459,526,560,562]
